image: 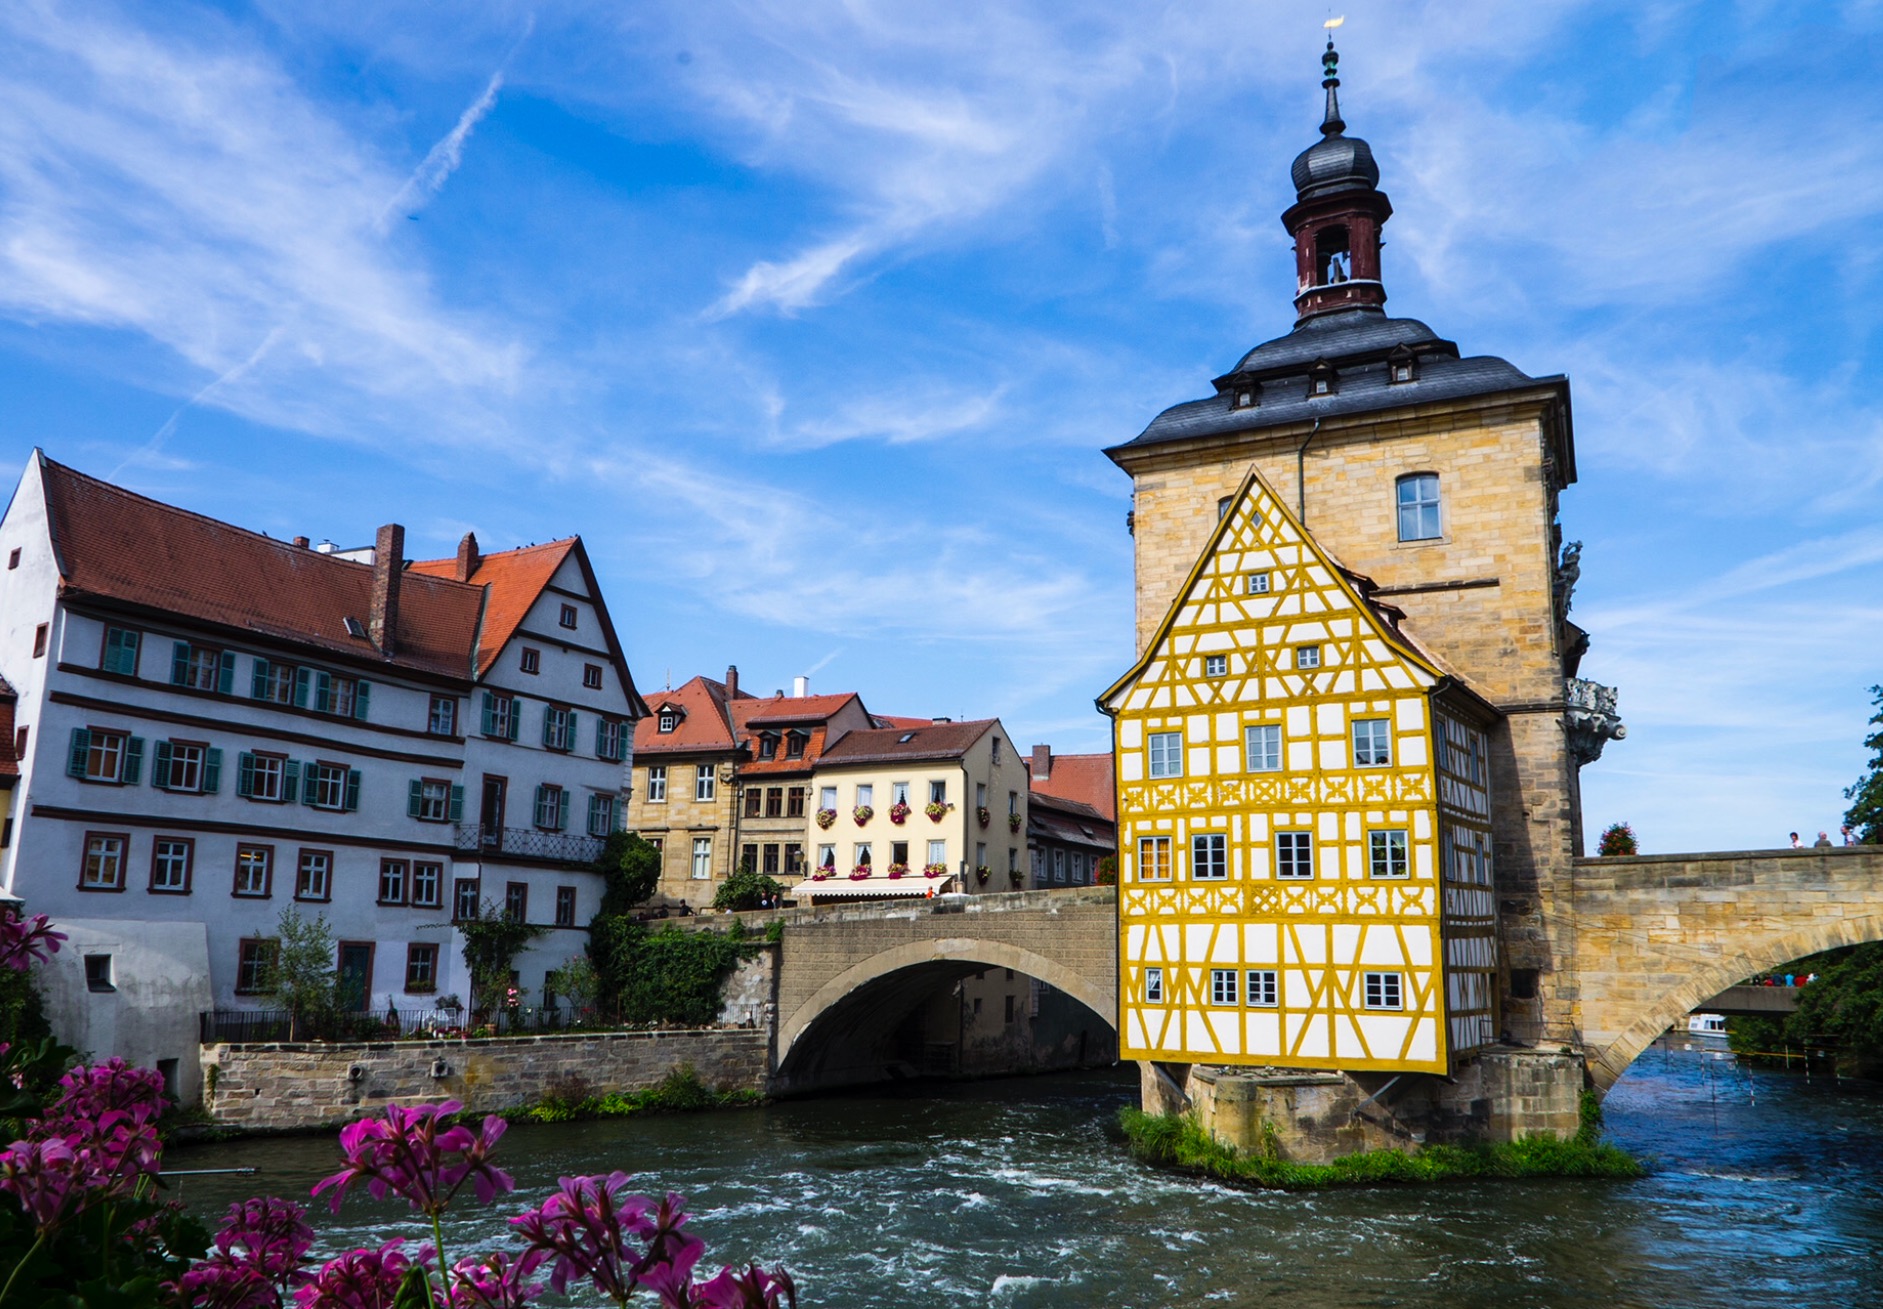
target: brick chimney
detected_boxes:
[455,531,480,582]
[725,664,739,698]
[1030,744,1052,780]
[369,523,405,656]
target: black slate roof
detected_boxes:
[1108,309,1565,456]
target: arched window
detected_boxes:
[1396,473,1442,541]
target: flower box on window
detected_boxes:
[815,808,837,830]
[852,805,874,826]
[888,802,912,825]
[974,865,991,883]
[922,862,947,878]
[924,802,953,822]
[849,864,873,880]
[887,863,909,879]
[976,806,991,828]
[1008,814,1023,834]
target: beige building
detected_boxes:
[800,719,1030,903]
[627,673,741,903]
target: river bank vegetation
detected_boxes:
[1117,1093,1643,1189]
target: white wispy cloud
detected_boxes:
[378,71,505,231]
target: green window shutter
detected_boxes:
[533,784,546,825]
[237,752,255,798]
[408,779,424,818]
[66,728,91,779]
[508,703,520,742]
[250,659,270,699]
[301,764,319,807]
[122,737,143,786]
[566,712,577,750]
[353,681,371,721]
[104,628,133,675]
[293,667,311,708]
[344,769,362,812]
[125,630,141,674]
[541,708,554,748]
[314,671,332,714]
[151,740,173,790]
[282,759,299,804]
[202,747,222,794]
[556,789,569,832]
[481,691,495,736]
[217,651,236,695]
[449,784,464,823]
[170,642,190,686]
[594,716,606,756]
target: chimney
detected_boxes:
[369,523,405,657]
[1031,744,1052,780]
[455,531,480,582]
[292,535,310,549]
[793,675,809,697]
[725,664,739,698]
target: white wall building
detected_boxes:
[0,452,646,1101]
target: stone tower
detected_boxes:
[1105,38,1623,1047]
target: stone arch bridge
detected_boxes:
[740,848,1883,1096]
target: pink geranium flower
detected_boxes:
[312,1101,512,1217]
[294,1240,431,1308]
[0,909,65,972]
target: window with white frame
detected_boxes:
[817,844,836,871]
[250,658,296,704]
[855,783,874,808]
[645,766,667,802]
[154,740,217,793]
[1204,654,1228,677]
[658,711,677,733]
[1247,969,1279,1007]
[694,765,716,801]
[1276,831,1314,879]
[1396,473,1442,542]
[1210,969,1238,1005]
[820,786,837,810]
[150,838,192,893]
[1144,967,1164,1003]
[1295,645,1321,670]
[429,695,457,736]
[1192,833,1227,880]
[588,793,616,838]
[1368,829,1409,878]
[1245,724,1281,772]
[378,860,408,905]
[1363,972,1404,1010]
[296,850,332,902]
[233,845,272,898]
[240,752,291,802]
[1245,571,1271,595]
[1052,848,1065,882]
[534,785,567,831]
[892,781,909,806]
[414,779,454,823]
[1353,719,1392,767]
[304,762,353,811]
[691,837,712,879]
[483,693,518,740]
[411,862,442,908]
[81,833,127,890]
[543,705,576,752]
[1147,731,1183,779]
[927,779,947,805]
[1137,835,1172,881]
[926,839,947,866]
[596,719,627,762]
[70,728,139,784]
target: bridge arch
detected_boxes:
[1587,910,1883,1091]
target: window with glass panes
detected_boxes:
[233,845,272,897]
[1144,967,1164,1002]
[691,838,711,878]
[542,706,575,751]
[787,787,806,817]
[405,944,439,993]
[454,879,480,921]
[252,659,297,704]
[1368,829,1409,878]
[505,883,528,921]
[150,838,192,893]
[296,850,332,901]
[411,862,443,908]
[1276,831,1314,879]
[236,940,277,994]
[378,860,408,904]
[1147,731,1183,778]
[587,793,616,838]
[1352,719,1392,767]
[694,766,716,801]
[1210,969,1238,1005]
[646,766,667,802]
[534,785,566,830]
[555,886,577,927]
[1246,970,1279,1007]
[1137,835,1172,881]
[1396,473,1441,541]
[429,696,457,735]
[1363,972,1404,1010]
[1192,833,1228,880]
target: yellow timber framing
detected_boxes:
[1101,463,1501,1076]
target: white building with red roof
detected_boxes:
[0,452,646,1102]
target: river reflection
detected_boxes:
[168,1041,1883,1308]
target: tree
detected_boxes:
[457,899,547,1022]
[1844,684,1883,843]
[712,867,783,911]
[262,907,336,1036]
[594,831,662,915]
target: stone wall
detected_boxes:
[201,1028,769,1132]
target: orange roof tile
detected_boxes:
[728,693,865,776]
[409,539,572,678]
[1029,751,1115,822]
[818,719,996,765]
[635,676,744,754]
[40,456,482,680]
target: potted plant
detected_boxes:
[889,802,912,824]
[849,863,873,880]
[976,805,991,828]
[887,862,909,879]
[975,864,991,884]
[1008,813,1023,834]
[815,808,838,830]
[1011,866,1026,888]
[922,861,948,878]
[924,801,953,822]
[853,804,875,826]
[810,869,832,881]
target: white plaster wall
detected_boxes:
[38,918,213,1104]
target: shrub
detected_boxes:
[1596,822,1638,856]
[712,867,785,912]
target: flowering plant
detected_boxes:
[809,871,830,881]
[1008,813,1023,834]
[814,808,837,830]
[852,805,874,826]
[887,863,909,879]
[975,866,991,884]
[0,908,65,973]
[1011,866,1027,887]
[922,862,948,878]
[888,802,912,825]
[924,802,953,822]
[976,806,991,828]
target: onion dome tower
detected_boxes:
[1285,36,1392,321]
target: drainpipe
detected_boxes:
[1297,419,1322,524]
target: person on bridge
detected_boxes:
[1813,831,1834,848]
[1789,832,1802,848]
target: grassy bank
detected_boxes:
[1117,1095,1643,1189]
[500,1065,762,1126]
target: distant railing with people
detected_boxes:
[198,1004,595,1044]
[452,824,605,864]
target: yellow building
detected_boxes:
[1102,467,1499,1075]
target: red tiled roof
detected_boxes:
[634,675,744,754]
[1030,751,1115,822]
[871,714,933,730]
[817,718,996,766]
[409,540,573,677]
[40,456,482,680]
[739,693,860,727]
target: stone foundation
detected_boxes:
[202,1028,770,1132]
[1157,1048,1586,1164]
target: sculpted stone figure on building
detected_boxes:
[1103,37,1625,1113]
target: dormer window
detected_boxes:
[1388,344,1418,384]
[1229,380,1259,411]
[1308,360,1337,397]
[785,731,808,758]
[758,733,779,761]
[657,711,677,734]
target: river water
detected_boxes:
[169,1039,1883,1308]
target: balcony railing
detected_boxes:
[453,825,604,865]
[1564,677,1626,766]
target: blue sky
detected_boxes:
[1,0,1878,854]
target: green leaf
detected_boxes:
[392,1263,440,1309]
